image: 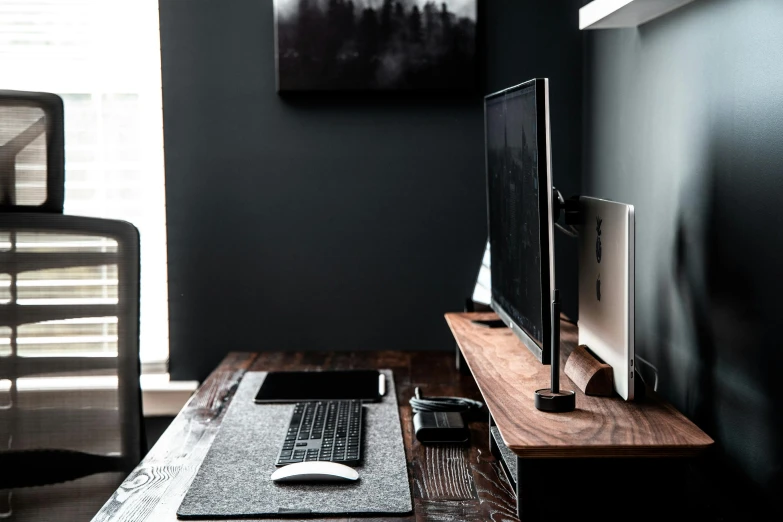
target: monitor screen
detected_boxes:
[484,79,553,364]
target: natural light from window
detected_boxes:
[0,0,169,371]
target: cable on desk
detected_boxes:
[409,387,484,413]
[635,355,659,392]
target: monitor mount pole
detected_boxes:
[534,187,577,412]
[534,289,575,412]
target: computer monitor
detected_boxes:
[484,78,555,365]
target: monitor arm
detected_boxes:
[532,188,580,413]
[552,187,582,226]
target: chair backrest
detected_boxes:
[0,213,142,521]
[0,90,65,213]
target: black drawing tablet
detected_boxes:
[253,369,385,403]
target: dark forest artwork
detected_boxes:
[275,0,477,91]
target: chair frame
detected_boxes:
[0,90,65,213]
[0,213,143,488]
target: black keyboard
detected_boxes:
[275,400,364,466]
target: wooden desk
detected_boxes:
[447,312,715,520]
[92,351,520,522]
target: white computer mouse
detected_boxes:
[270,461,360,483]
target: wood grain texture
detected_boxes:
[91,351,520,522]
[446,312,715,458]
[564,344,614,396]
[92,352,257,522]
[417,445,474,500]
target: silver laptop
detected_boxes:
[577,196,635,400]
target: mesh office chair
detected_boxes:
[0,214,143,521]
[0,90,65,213]
[0,91,144,521]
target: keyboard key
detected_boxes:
[276,399,364,467]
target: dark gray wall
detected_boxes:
[160,0,484,382]
[160,0,582,382]
[584,0,783,515]
[484,0,584,325]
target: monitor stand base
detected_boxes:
[534,388,576,412]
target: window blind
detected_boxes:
[0,0,169,370]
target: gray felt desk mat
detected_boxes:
[177,370,412,518]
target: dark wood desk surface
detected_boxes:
[93,351,519,522]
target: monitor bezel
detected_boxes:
[483,78,555,365]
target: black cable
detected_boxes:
[635,355,659,391]
[556,222,579,238]
[409,387,484,413]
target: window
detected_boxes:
[0,0,169,371]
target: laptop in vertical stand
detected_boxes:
[578,196,635,400]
